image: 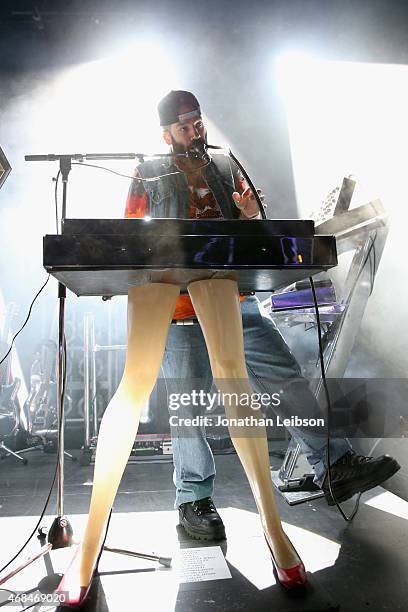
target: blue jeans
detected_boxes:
[161,295,352,507]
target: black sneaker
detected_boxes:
[178,497,226,541]
[322,451,401,506]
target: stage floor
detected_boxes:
[0,451,407,611]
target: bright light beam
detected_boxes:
[365,490,408,521]
[274,51,408,220]
[26,41,230,220]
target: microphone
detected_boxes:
[187,139,211,161]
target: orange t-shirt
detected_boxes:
[124,163,247,319]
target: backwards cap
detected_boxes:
[158,90,201,126]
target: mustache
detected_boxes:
[188,137,206,154]
[171,131,208,152]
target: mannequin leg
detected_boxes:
[187,279,302,571]
[62,283,180,599]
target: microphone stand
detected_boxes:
[27,154,76,549]
[46,155,73,548]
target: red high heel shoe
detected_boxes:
[264,534,307,589]
[55,545,97,609]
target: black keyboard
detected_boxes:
[43,218,337,296]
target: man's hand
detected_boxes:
[232,187,265,219]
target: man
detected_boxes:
[125,90,400,540]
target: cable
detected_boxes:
[227,149,267,219]
[72,161,182,182]
[0,346,65,576]
[309,276,361,522]
[0,280,66,577]
[0,366,64,574]
[0,276,51,368]
[71,157,211,183]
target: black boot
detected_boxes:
[179,497,226,541]
[322,451,400,505]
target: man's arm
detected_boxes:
[124,169,150,218]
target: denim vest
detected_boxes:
[136,154,240,219]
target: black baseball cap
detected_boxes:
[158,90,201,126]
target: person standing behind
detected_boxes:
[125,90,400,541]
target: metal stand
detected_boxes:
[0,440,27,464]
[271,199,389,504]
[79,312,176,465]
[271,439,325,505]
[0,438,76,463]
[48,300,74,544]
[103,545,171,568]
[80,312,127,465]
[47,158,74,548]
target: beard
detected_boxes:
[170,135,188,156]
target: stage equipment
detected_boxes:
[42,214,337,485]
[269,194,389,505]
[19,339,75,461]
[0,146,11,191]
[310,175,356,226]
[44,215,336,462]
[43,218,337,295]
